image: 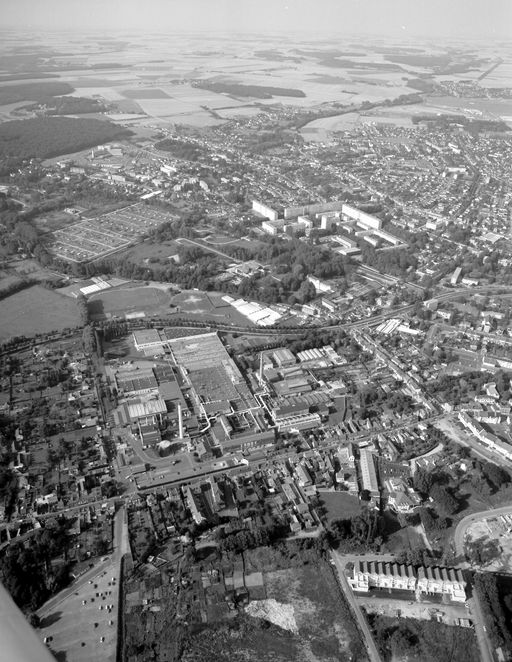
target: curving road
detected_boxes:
[453,504,512,559]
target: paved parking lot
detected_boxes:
[39,560,120,661]
[356,594,469,625]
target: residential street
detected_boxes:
[330,550,383,662]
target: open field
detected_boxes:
[263,564,364,661]
[203,234,264,251]
[159,84,255,109]
[131,97,227,126]
[183,559,364,662]
[301,112,361,140]
[301,100,471,139]
[171,290,253,326]
[317,490,362,523]
[68,87,127,101]
[88,285,170,320]
[0,48,408,127]
[121,88,170,99]
[218,106,268,118]
[0,286,80,340]
[423,95,512,122]
[481,59,512,88]
[88,285,254,325]
[0,34,498,130]
[121,239,180,263]
[300,93,512,139]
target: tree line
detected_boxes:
[474,573,512,654]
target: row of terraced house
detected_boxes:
[348,560,467,602]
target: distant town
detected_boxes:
[0,27,512,662]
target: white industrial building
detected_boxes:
[221,296,282,326]
[79,276,112,296]
[132,329,166,351]
[307,275,333,293]
[358,449,380,500]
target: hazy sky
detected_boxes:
[2,0,511,38]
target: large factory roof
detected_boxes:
[127,397,167,419]
[168,332,232,371]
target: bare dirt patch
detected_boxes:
[245,599,298,633]
[264,564,359,661]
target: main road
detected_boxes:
[467,591,495,662]
[330,550,383,662]
[145,283,512,339]
[434,417,512,470]
[120,413,444,491]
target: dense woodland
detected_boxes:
[426,370,511,404]
[193,81,306,99]
[0,117,132,169]
[474,573,512,654]
[22,96,106,115]
[367,614,480,662]
[0,73,59,83]
[327,507,384,552]
[155,138,208,161]
[411,452,510,541]
[0,81,74,106]
[0,523,72,610]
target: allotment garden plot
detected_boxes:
[50,203,177,263]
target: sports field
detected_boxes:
[88,285,170,319]
[88,286,253,325]
[0,286,80,341]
